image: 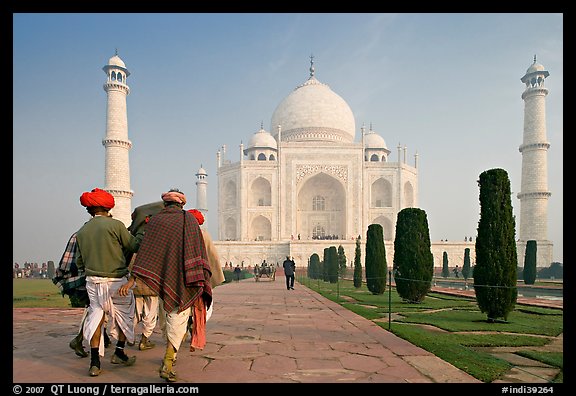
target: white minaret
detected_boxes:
[517,55,553,265]
[102,50,133,226]
[195,165,208,229]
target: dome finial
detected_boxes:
[115,48,118,56]
[533,54,537,63]
[261,120,264,130]
[370,122,373,132]
[309,53,315,78]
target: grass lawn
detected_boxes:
[13,279,72,308]
[300,275,563,383]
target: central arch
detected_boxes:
[296,172,346,240]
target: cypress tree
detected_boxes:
[462,248,471,280]
[353,235,363,288]
[323,247,330,282]
[442,251,450,278]
[365,223,387,294]
[328,246,339,283]
[474,168,518,322]
[337,245,347,279]
[393,208,434,303]
[523,240,537,285]
[309,253,320,279]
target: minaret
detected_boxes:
[517,55,552,264]
[195,165,208,229]
[102,50,133,226]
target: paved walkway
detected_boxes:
[13,277,560,384]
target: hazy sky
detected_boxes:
[13,13,563,266]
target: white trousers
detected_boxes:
[134,295,159,338]
[158,300,190,352]
[84,276,135,357]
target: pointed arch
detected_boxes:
[250,215,271,241]
[224,217,237,241]
[372,215,394,241]
[250,177,271,207]
[371,178,392,207]
[403,181,414,207]
[297,172,346,240]
[223,180,237,210]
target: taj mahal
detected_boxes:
[100,53,554,269]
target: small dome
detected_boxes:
[196,166,207,176]
[521,56,549,84]
[526,61,545,74]
[364,130,387,149]
[248,127,277,149]
[108,54,126,68]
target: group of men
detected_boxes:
[55,187,224,382]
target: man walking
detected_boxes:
[75,188,143,377]
[283,256,295,290]
[130,189,212,382]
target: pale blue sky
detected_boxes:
[13,13,563,265]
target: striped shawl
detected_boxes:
[131,206,212,313]
[52,233,87,296]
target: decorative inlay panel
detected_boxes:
[296,164,347,184]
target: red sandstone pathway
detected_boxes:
[13,278,484,385]
[15,278,563,386]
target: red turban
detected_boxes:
[188,209,204,225]
[80,188,115,209]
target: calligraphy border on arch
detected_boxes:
[295,164,348,185]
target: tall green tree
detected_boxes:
[309,253,321,279]
[337,245,347,279]
[474,168,518,322]
[462,248,471,280]
[323,247,330,282]
[365,224,387,294]
[393,208,434,303]
[327,246,339,283]
[441,251,449,278]
[523,240,537,285]
[353,235,363,288]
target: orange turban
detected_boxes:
[187,209,204,225]
[161,191,187,205]
[80,188,115,209]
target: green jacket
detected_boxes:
[75,215,142,278]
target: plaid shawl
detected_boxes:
[52,233,87,296]
[131,206,212,313]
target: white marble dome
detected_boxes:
[526,61,545,74]
[248,127,277,149]
[364,130,387,149]
[270,77,356,144]
[196,165,207,176]
[108,54,126,68]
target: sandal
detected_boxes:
[159,363,177,382]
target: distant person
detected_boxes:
[453,265,459,278]
[233,265,242,282]
[131,189,212,382]
[283,256,295,290]
[75,188,144,377]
